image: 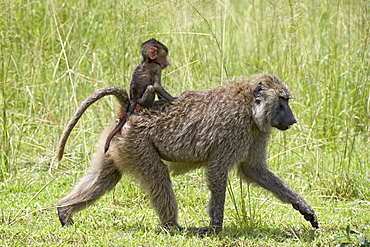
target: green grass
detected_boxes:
[1,0,369,245]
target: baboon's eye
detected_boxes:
[279,96,288,101]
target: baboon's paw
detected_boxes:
[162,222,184,231]
[187,226,222,234]
[57,208,74,227]
[306,213,319,229]
[292,203,319,229]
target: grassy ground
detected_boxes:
[1,0,369,246]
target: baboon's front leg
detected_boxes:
[241,163,319,228]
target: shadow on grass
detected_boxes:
[221,225,317,242]
[152,222,318,243]
[86,213,318,243]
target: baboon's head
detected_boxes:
[251,75,297,132]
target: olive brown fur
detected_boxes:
[57,74,319,233]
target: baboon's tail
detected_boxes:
[56,87,129,161]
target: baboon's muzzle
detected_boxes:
[272,108,297,131]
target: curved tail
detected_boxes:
[56,86,129,161]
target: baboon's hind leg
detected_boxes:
[57,157,122,226]
[133,151,181,230]
[187,162,228,234]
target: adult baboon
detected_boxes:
[56,86,129,161]
[57,74,319,233]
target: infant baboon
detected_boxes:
[57,39,175,159]
[57,74,319,233]
[104,38,177,153]
[56,86,129,161]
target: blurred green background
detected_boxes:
[1,0,369,246]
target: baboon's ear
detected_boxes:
[254,82,263,98]
[149,47,158,60]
